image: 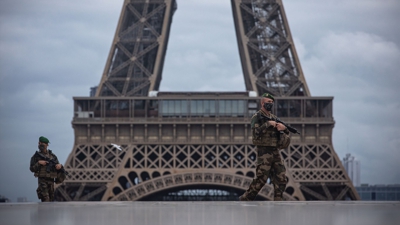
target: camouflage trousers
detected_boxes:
[36,177,55,202]
[241,146,287,201]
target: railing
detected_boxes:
[73,116,334,124]
[73,95,334,122]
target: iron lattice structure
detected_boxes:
[231,0,310,97]
[96,0,177,97]
[55,0,360,201]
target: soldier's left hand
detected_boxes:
[276,123,286,131]
[55,164,63,170]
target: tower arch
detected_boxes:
[107,172,297,201]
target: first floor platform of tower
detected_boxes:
[1,201,398,225]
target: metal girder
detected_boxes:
[104,81,122,96]
[254,60,274,78]
[116,42,133,58]
[57,186,72,201]
[336,186,350,200]
[256,80,280,96]
[126,80,151,96]
[285,81,302,97]
[73,184,86,201]
[109,60,131,77]
[300,185,327,200]
[80,185,108,201]
[322,183,333,200]
[134,61,152,77]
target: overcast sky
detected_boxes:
[0,0,399,202]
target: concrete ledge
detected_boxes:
[0,201,399,225]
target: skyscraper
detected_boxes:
[342,153,361,187]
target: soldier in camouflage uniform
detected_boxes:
[239,93,290,201]
[30,136,66,202]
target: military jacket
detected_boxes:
[251,110,288,147]
[30,150,59,178]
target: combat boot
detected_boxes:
[41,196,50,202]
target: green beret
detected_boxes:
[261,93,275,101]
[39,136,50,144]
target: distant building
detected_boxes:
[17,197,28,202]
[90,86,98,97]
[356,184,400,201]
[342,153,360,187]
[0,195,10,203]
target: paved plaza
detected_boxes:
[0,201,399,225]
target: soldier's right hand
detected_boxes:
[38,160,48,165]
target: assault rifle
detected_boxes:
[35,151,69,176]
[259,114,301,134]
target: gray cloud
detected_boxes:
[299,30,400,184]
[0,0,399,202]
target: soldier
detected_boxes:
[239,93,291,201]
[30,136,66,202]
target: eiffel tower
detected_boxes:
[55,0,360,201]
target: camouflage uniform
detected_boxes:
[30,150,64,202]
[240,110,289,201]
